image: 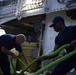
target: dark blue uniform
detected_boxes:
[51,26,76,75]
[0,34,22,75]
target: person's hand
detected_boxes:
[36,56,43,62]
[70,40,76,49]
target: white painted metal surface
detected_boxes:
[45,0,76,14]
[0,0,76,24]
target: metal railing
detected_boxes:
[0,0,17,17]
[22,0,44,11]
[0,0,45,18]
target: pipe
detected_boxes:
[10,57,32,75]
[33,48,76,75]
[10,57,18,75]
[10,44,76,75]
[19,44,70,75]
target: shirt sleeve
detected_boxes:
[2,38,12,50]
[72,25,76,34]
[15,45,22,52]
[2,42,10,49]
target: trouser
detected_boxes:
[51,59,76,75]
[0,52,10,75]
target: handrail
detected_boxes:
[0,1,17,17]
[10,44,76,75]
